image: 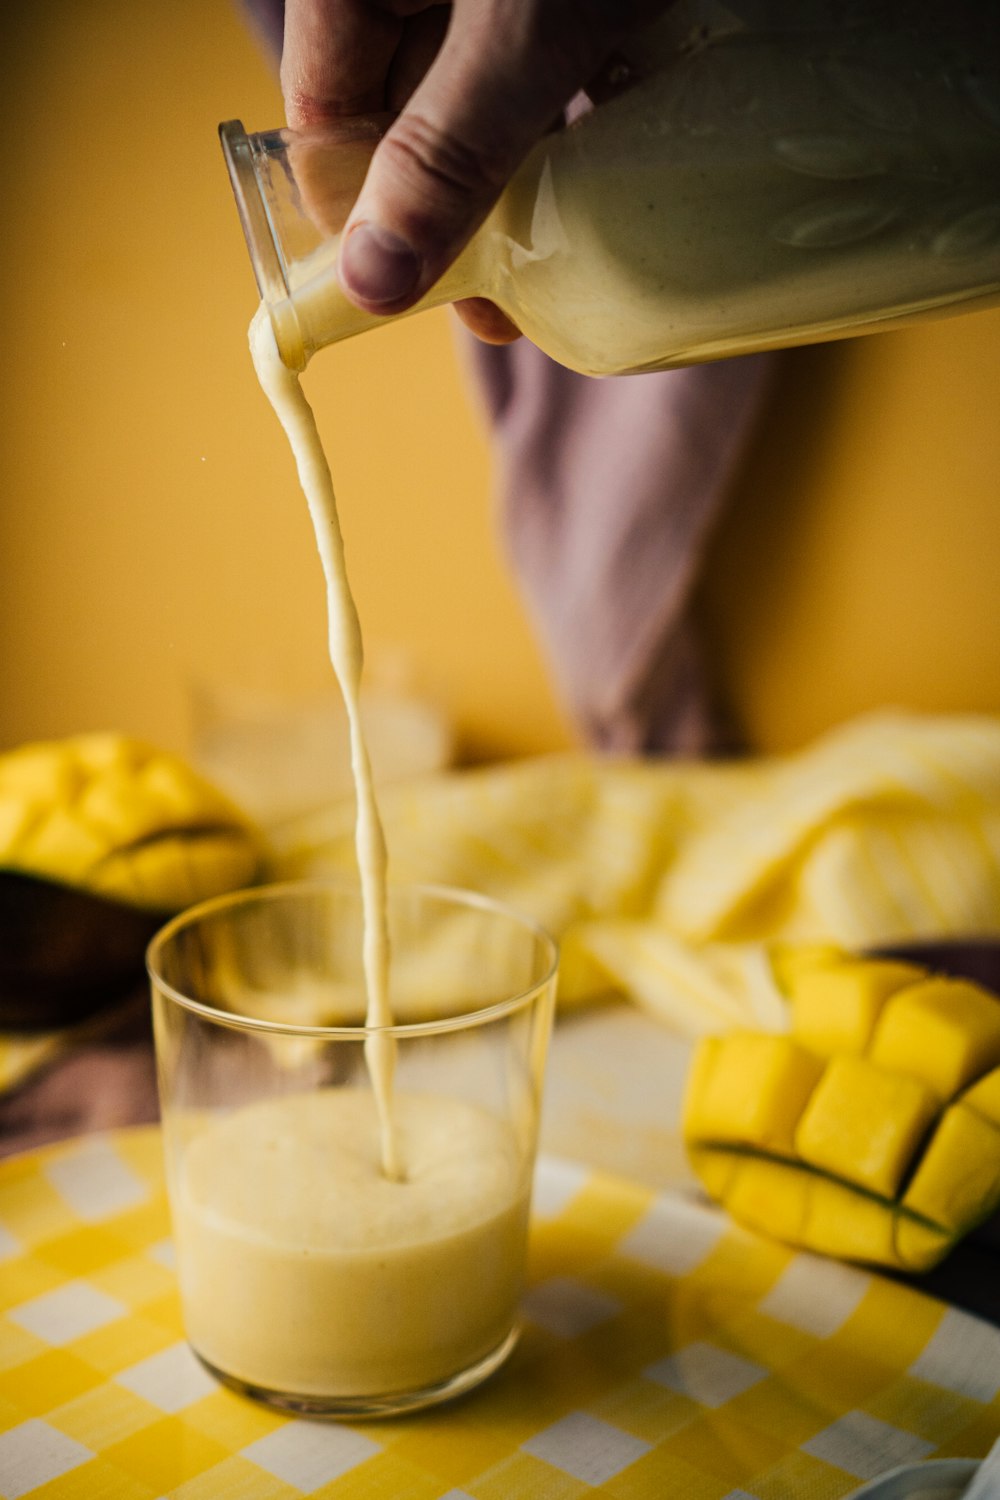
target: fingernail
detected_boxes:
[339,222,421,306]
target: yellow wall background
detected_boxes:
[2,1,999,770]
[700,306,1000,752]
[0,0,576,766]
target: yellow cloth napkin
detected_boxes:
[6,711,997,1104]
[278,711,1000,1034]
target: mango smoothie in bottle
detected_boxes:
[222,1,1000,377]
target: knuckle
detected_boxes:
[382,111,511,205]
[282,84,376,124]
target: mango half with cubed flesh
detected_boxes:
[683,949,1000,1271]
[0,734,261,1028]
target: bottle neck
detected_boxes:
[274,231,487,370]
[222,118,499,370]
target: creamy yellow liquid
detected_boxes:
[176,1090,529,1396]
[276,11,1000,377]
[250,305,401,1179]
[236,308,531,1401]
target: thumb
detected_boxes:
[337,0,613,312]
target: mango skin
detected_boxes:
[685,948,1000,1272]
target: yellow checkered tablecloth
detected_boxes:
[0,1130,997,1500]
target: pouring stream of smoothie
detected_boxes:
[249,304,402,1181]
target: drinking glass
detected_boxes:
[147,880,558,1417]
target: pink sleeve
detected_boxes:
[462,336,777,755]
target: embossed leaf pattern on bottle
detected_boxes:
[661,5,998,259]
[771,134,892,181]
[932,203,1000,260]
[821,56,919,133]
[234,2,1000,375]
[764,29,998,255]
[771,196,902,251]
[963,70,1000,135]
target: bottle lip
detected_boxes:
[219,120,291,305]
[220,119,310,367]
[219,116,394,369]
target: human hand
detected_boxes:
[280,0,676,341]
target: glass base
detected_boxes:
[192,1325,520,1419]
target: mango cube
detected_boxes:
[78,767,165,845]
[804,1173,897,1267]
[725,1157,810,1244]
[687,1147,738,1202]
[98,832,258,912]
[140,755,216,821]
[0,744,80,803]
[892,1214,953,1273]
[961,1065,1000,1128]
[870,979,1000,1097]
[770,943,845,996]
[73,733,143,773]
[903,1104,1000,1232]
[791,958,925,1057]
[685,949,1000,1274]
[0,796,34,852]
[683,1034,822,1156]
[682,1038,723,1135]
[20,807,111,883]
[795,1055,939,1198]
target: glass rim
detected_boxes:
[146,878,559,1040]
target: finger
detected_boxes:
[288,119,388,239]
[453,298,523,344]
[281,0,402,123]
[337,0,623,311]
[385,7,450,110]
[240,0,286,61]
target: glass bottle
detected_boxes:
[220,0,1000,376]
